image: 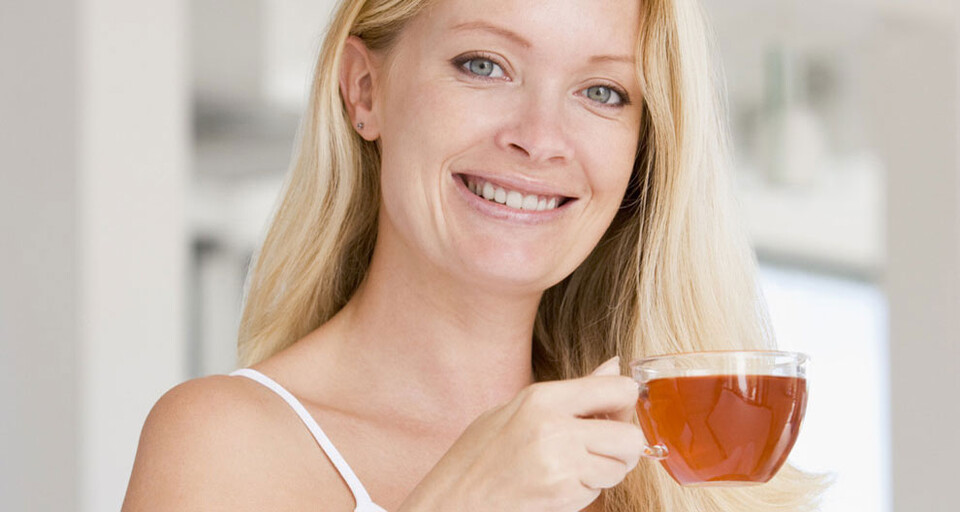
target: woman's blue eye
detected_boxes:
[584,85,624,107]
[461,57,506,79]
[455,54,630,109]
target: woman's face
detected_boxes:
[370,0,642,295]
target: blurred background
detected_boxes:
[1,0,957,510]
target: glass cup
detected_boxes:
[629,350,808,487]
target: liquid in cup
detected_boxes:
[631,351,808,486]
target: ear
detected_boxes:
[339,35,383,142]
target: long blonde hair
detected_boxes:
[237,0,826,509]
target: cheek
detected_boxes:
[378,77,480,191]
[584,130,638,213]
[381,69,486,148]
[378,70,509,210]
[376,75,483,247]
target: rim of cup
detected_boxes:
[628,349,809,369]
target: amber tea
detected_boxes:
[630,352,808,487]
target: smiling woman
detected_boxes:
[122,0,825,511]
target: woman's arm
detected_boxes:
[121,376,357,511]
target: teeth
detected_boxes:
[464,175,564,212]
[522,195,539,210]
[505,191,523,209]
[482,182,495,200]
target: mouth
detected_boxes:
[455,173,575,212]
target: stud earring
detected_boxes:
[357,122,365,130]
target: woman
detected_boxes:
[123,0,823,510]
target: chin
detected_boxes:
[458,252,567,296]
[442,228,579,295]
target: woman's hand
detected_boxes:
[397,356,644,512]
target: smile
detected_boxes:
[457,174,571,212]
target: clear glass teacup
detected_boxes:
[629,350,809,486]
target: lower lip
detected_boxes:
[451,173,575,225]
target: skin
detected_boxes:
[122,0,646,510]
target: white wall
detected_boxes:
[192,0,265,105]
[263,0,339,108]
[79,1,189,510]
[867,11,960,512]
[0,1,188,511]
[0,1,80,509]
[191,0,338,109]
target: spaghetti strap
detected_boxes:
[230,368,388,512]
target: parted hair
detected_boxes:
[237,0,827,509]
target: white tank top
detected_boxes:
[230,368,388,512]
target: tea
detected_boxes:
[635,374,807,486]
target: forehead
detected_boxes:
[409,0,640,61]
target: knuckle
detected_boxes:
[617,421,641,440]
[529,418,565,449]
[544,474,590,511]
[617,425,645,467]
[543,490,572,512]
[469,407,493,425]
[521,382,552,411]
[529,428,579,488]
[618,376,640,398]
[595,461,629,489]
[630,426,646,458]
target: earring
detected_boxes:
[357,122,365,130]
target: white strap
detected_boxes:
[230,368,386,511]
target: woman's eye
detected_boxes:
[584,85,625,107]
[459,57,506,79]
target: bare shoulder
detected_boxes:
[121,374,356,511]
[121,375,279,511]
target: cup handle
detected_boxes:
[643,444,669,459]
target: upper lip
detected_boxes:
[455,172,579,199]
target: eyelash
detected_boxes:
[451,52,632,109]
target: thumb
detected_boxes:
[591,356,621,376]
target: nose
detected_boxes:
[494,91,574,166]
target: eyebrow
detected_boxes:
[450,20,635,65]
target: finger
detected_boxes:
[590,398,637,424]
[579,419,645,469]
[591,356,620,376]
[540,375,639,418]
[579,450,631,490]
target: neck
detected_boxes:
[319,227,542,432]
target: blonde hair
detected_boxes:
[238,0,827,509]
